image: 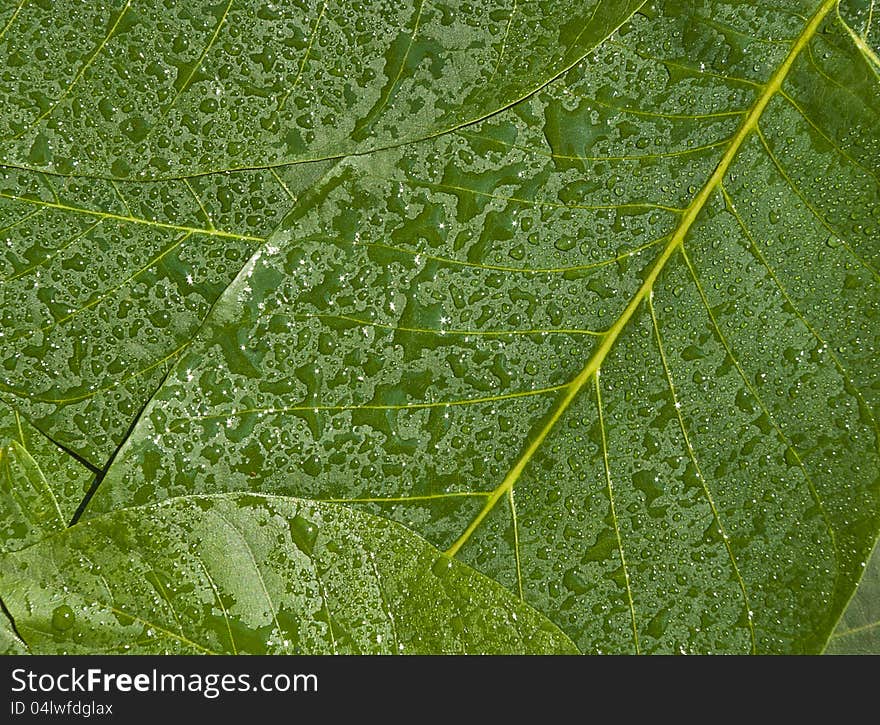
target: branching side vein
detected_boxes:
[446,0,840,558]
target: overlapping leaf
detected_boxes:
[85,0,880,653]
[826,538,880,653]
[1,0,878,655]
[0,0,641,467]
[0,493,576,654]
[0,400,93,552]
[0,161,331,464]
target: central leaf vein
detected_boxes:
[445,0,841,558]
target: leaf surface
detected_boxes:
[0,161,332,464]
[0,614,27,655]
[0,400,93,552]
[826,537,880,654]
[0,0,647,463]
[90,0,880,653]
[0,0,643,178]
[0,493,576,654]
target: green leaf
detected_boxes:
[90,0,880,654]
[0,493,576,654]
[0,613,27,655]
[0,400,93,551]
[825,537,880,654]
[0,161,333,465]
[0,0,643,179]
[0,0,643,464]
[0,440,66,550]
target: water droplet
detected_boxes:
[51,604,75,631]
[431,554,453,578]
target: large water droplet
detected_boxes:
[51,604,75,631]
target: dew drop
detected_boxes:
[51,605,75,631]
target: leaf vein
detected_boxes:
[277,0,329,112]
[354,234,668,275]
[755,125,880,281]
[11,1,133,140]
[6,232,193,342]
[194,557,238,655]
[649,294,757,653]
[719,183,879,445]
[595,372,640,654]
[778,90,880,185]
[443,0,841,562]
[507,489,524,601]
[0,0,27,43]
[140,0,235,146]
[168,385,569,432]
[385,176,684,213]
[681,248,842,587]
[0,190,265,241]
[456,129,735,164]
[211,510,286,653]
[291,312,604,338]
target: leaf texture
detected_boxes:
[0,613,27,655]
[0,400,93,552]
[0,493,576,654]
[0,0,878,655]
[826,537,880,654]
[88,0,880,653]
[0,161,332,464]
[0,0,642,467]
[0,0,643,178]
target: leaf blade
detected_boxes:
[0,401,94,551]
[0,161,333,465]
[90,0,880,653]
[825,537,880,654]
[0,0,644,178]
[0,493,577,654]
